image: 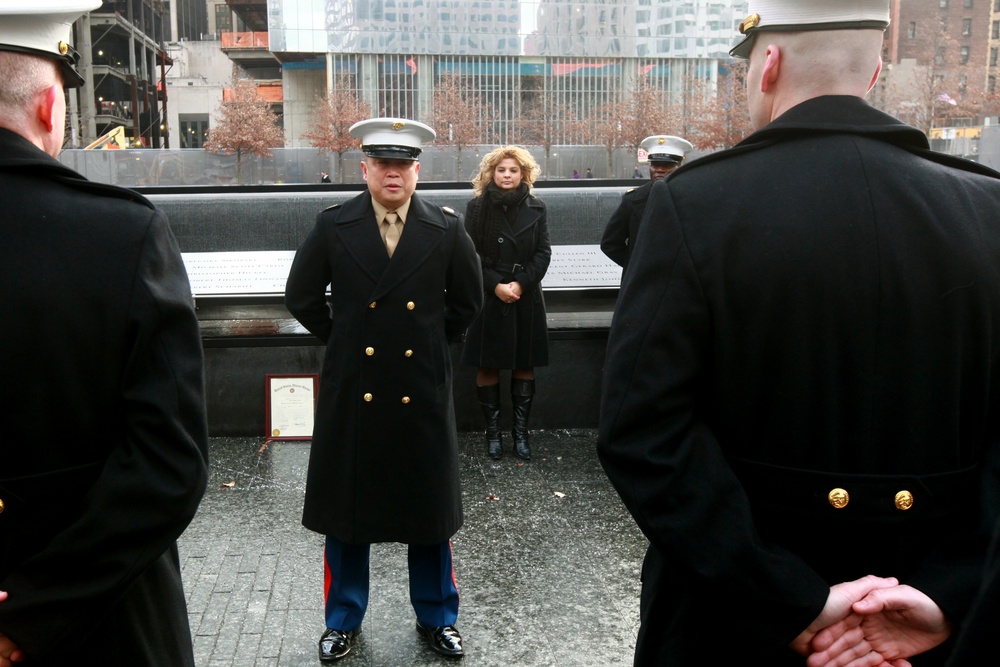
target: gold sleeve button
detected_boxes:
[894,490,914,510]
[0,498,4,514]
[404,349,413,357]
[406,301,415,310]
[365,347,375,356]
[828,488,850,509]
[363,393,373,402]
[369,301,377,309]
[401,396,411,404]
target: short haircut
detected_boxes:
[0,51,60,123]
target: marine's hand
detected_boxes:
[0,591,24,665]
[790,575,899,657]
[806,585,950,667]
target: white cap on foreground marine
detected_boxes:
[0,0,102,87]
[730,0,891,59]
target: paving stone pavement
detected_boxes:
[178,430,648,667]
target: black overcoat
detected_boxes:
[598,97,1000,666]
[285,191,482,545]
[599,180,652,269]
[0,129,208,665]
[460,193,550,369]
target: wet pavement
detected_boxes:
[178,430,648,667]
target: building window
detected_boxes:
[214,4,231,32]
[940,0,949,7]
[179,115,209,148]
[961,45,970,64]
[963,18,972,35]
[994,20,999,39]
[992,47,999,66]
[908,22,917,38]
[936,46,946,65]
[965,0,973,7]
[990,75,997,93]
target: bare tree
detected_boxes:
[429,73,488,180]
[204,79,285,184]
[302,75,371,183]
[681,64,753,151]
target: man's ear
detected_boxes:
[760,44,781,94]
[37,84,60,132]
[868,56,883,93]
[360,160,369,181]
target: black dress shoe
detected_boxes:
[319,627,359,662]
[416,621,464,657]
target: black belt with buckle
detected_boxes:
[494,262,524,274]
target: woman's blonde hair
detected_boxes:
[471,146,541,196]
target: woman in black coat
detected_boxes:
[462,146,551,460]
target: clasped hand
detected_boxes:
[495,281,522,304]
[790,576,952,667]
[0,591,23,666]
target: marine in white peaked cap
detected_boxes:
[730,0,891,59]
[641,135,694,166]
[0,0,101,87]
[349,117,436,161]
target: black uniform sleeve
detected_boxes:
[286,211,335,343]
[446,211,484,342]
[597,181,829,649]
[601,194,632,267]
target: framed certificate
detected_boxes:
[265,374,319,440]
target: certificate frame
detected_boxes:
[265,374,319,441]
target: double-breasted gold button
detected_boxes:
[406,301,415,310]
[404,349,413,357]
[401,396,411,404]
[363,393,373,402]
[369,301,377,309]
[828,488,850,509]
[895,490,914,510]
[0,498,4,514]
[365,347,375,356]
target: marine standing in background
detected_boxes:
[285,117,482,662]
[461,146,551,461]
[0,2,209,665]
[600,135,692,271]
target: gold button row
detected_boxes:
[363,393,411,404]
[827,487,914,511]
[364,348,414,357]
[367,301,417,310]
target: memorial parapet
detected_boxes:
[183,246,620,343]
[145,183,631,344]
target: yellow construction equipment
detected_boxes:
[84,126,127,149]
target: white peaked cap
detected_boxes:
[349,117,437,161]
[0,0,102,87]
[730,0,890,58]
[641,135,694,164]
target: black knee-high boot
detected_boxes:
[477,384,502,459]
[510,379,535,460]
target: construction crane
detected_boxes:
[84,126,127,149]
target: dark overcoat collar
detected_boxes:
[0,128,154,208]
[334,191,447,299]
[670,95,1000,180]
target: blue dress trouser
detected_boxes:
[323,536,460,632]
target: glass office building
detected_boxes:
[261,0,748,147]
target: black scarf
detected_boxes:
[469,181,529,267]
